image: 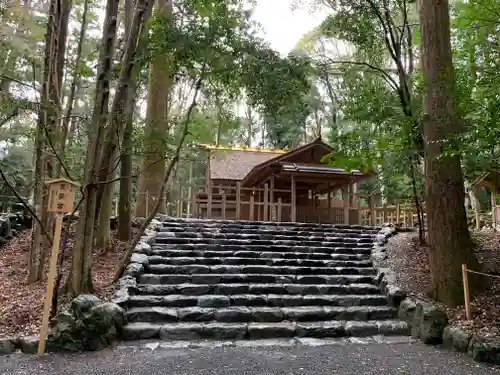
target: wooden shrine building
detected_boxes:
[472,170,500,231]
[193,138,374,224]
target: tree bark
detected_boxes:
[117,0,136,241]
[68,0,153,295]
[135,0,173,217]
[56,0,89,178]
[28,0,71,282]
[419,0,485,306]
[67,0,120,295]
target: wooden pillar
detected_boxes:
[343,185,349,224]
[291,175,297,222]
[221,191,226,219]
[277,197,282,222]
[369,195,375,226]
[207,180,212,219]
[264,183,269,221]
[249,191,255,220]
[270,175,275,221]
[327,183,332,223]
[191,186,197,218]
[187,161,193,216]
[236,181,241,219]
[177,189,182,218]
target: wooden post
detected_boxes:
[177,199,182,218]
[356,195,362,225]
[187,161,193,217]
[190,186,197,219]
[270,176,275,221]
[396,204,401,225]
[38,178,78,357]
[343,186,349,224]
[207,180,212,219]
[249,193,255,220]
[327,184,332,223]
[221,191,227,219]
[145,192,149,217]
[277,197,282,222]
[369,195,375,226]
[462,264,472,321]
[491,189,497,229]
[263,183,269,221]
[236,182,241,220]
[382,203,387,224]
[291,175,297,222]
[37,213,63,356]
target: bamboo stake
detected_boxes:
[462,264,472,321]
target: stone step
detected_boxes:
[122,320,409,340]
[152,245,373,255]
[147,256,373,268]
[126,305,397,324]
[135,283,381,296]
[155,237,374,246]
[149,249,368,261]
[138,273,375,285]
[145,264,376,276]
[158,227,377,236]
[158,232,374,242]
[160,218,380,231]
[127,294,389,308]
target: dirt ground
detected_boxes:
[382,231,500,338]
[0,228,132,337]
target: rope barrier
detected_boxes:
[466,269,500,279]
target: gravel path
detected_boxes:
[0,340,498,375]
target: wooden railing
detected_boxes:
[164,183,424,227]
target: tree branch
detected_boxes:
[0,167,53,245]
[320,59,400,91]
[113,67,206,282]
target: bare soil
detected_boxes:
[382,231,500,338]
[0,227,134,338]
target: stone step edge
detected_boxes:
[157,229,378,237]
[158,217,382,229]
[118,335,415,350]
[155,238,374,244]
[139,273,376,282]
[122,320,409,341]
[157,232,375,238]
[149,250,370,260]
[127,293,388,307]
[146,265,376,275]
[147,256,373,265]
[134,283,380,295]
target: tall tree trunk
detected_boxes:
[28,0,71,282]
[135,0,173,217]
[419,0,485,306]
[56,0,89,178]
[96,148,119,247]
[67,0,152,295]
[67,0,120,295]
[117,0,136,241]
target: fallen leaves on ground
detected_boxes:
[383,230,500,338]
[0,227,136,338]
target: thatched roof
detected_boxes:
[209,149,282,180]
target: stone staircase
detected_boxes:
[121,218,409,341]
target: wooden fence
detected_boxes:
[162,184,424,227]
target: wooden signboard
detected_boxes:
[37,178,79,357]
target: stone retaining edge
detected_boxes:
[111,218,162,308]
[372,224,500,366]
[0,217,163,356]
